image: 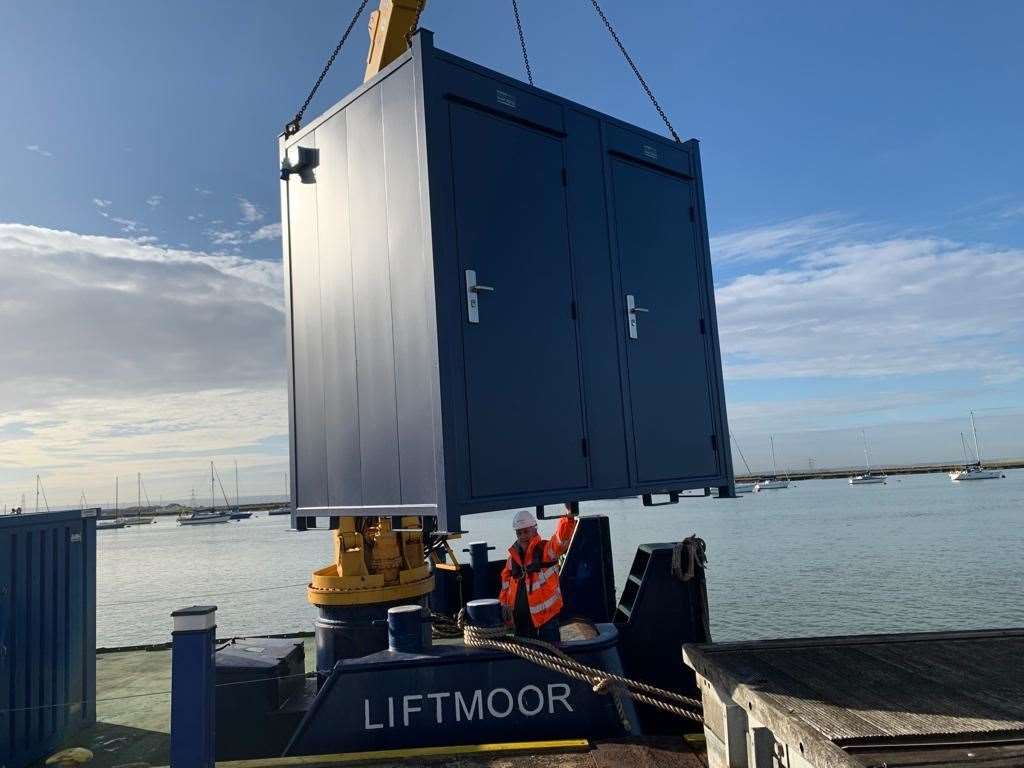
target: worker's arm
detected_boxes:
[544,514,578,560]
[498,558,514,624]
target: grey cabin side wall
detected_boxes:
[281,54,442,517]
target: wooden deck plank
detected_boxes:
[685,628,1024,749]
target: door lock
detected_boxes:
[465,270,495,324]
[626,294,649,339]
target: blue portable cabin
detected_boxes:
[0,508,97,768]
[279,29,734,534]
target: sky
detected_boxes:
[1,0,1023,506]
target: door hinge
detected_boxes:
[689,206,695,222]
[570,300,578,319]
[561,168,568,186]
[710,434,718,452]
[699,318,706,334]
[581,438,589,458]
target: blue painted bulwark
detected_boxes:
[285,623,638,755]
[170,606,217,768]
[0,509,96,768]
[280,29,734,533]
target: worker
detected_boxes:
[499,505,578,642]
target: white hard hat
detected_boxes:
[512,509,537,530]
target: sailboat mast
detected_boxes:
[137,473,141,522]
[730,433,754,475]
[115,476,119,521]
[861,430,872,472]
[234,460,239,508]
[970,410,983,464]
[211,461,215,511]
[770,436,779,476]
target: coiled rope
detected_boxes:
[461,622,704,725]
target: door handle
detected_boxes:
[466,270,495,324]
[626,294,649,339]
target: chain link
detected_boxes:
[511,0,534,86]
[587,0,681,143]
[285,0,372,137]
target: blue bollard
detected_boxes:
[465,598,503,628]
[387,605,431,654]
[464,541,496,600]
[170,606,217,768]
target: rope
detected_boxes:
[285,0,371,137]
[586,0,682,143]
[462,623,704,724]
[511,0,534,85]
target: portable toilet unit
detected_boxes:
[279,30,733,533]
[0,508,97,767]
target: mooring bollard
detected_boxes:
[464,541,496,601]
[170,605,217,768]
[387,605,432,654]
[465,598,503,628]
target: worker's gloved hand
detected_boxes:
[564,503,579,517]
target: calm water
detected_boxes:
[97,470,1024,647]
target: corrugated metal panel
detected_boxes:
[0,508,96,768]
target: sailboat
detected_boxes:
[178,462,232,525]
[754,436,790,491]
[849,431,887,485]
[97,477,127,530]
[730,434,756,494]
[949,411,1004,481]
[228,460,252,520]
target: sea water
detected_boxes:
[97,470,1024,647]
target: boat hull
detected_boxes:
[734,483,756,494]
[178,515,231,525]
[754,480,789,491]
[849,475,886,485]
[949,468,1003,481]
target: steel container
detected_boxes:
[0,509,97,767]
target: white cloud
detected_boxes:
[146,195,164,208]
[0,223,287,505]
[249,223,281,242]
[209,228,246,246]
[711,213,857,265]
[194,187,213,196]
[26,144,54,158]
[714,222,1024,385]
[93,198,112,208]
[238,197,264,223]
[110,216,145,234]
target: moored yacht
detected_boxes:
[849,430,887,485]
[950,412,1004,481]
[753,436,790,491]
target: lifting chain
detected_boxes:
[587,0,682,143]
[511,0,534,85]
[284,0,371,137]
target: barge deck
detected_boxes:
[684,628,1024,768]
[39,638,705,768]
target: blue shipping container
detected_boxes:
[0,509,96,768]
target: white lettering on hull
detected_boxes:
[363,683,575,730]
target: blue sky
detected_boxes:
[1,1,1023,503]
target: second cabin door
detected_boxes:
[610,157,719,484]
[449,104,589,498]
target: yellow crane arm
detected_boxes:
[364,0,428,82]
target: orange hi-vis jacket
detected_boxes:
[498,515,577,629]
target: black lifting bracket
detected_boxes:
[280,146,319,183]
[535,501,580,520]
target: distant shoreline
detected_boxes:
[736,458,1023,482]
